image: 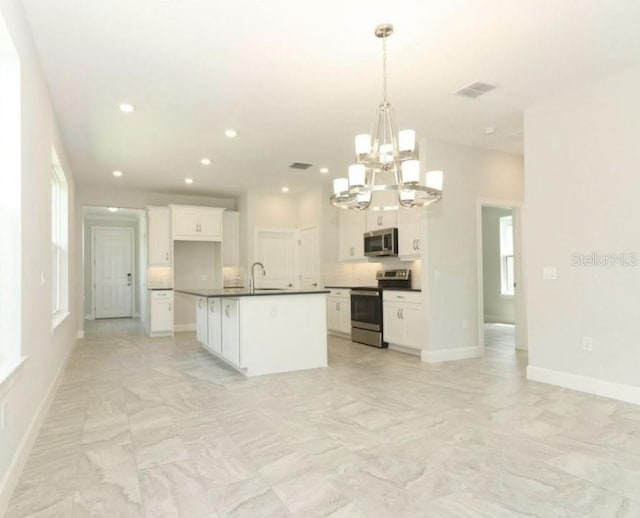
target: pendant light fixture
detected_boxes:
[330,24,443,211]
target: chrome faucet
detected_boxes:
[250,262,266,292]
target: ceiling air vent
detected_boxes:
[454,81,496,99]
[289,162,313,170]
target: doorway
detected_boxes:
[477,200,526,353]
[92,227,134,318]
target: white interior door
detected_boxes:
[255,229,297,289]
[299,226,320,289]
[93,227,133,318]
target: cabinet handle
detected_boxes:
[312,283,318,287]
[225,306,230,318]
[396,295,405,299]
[416,239,420,250]
[350,247,354,256]
[168,303,172,312]
[209,302,215,313]
[397,308,401,319]
[166,251,169,261]
[412,239,417,250]
[400,308,404,320]
[198,299,203,308]
[336,302,340,311]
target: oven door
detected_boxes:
[350,290,382,331]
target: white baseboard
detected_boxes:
[421,346,482,363]
[389,344,421,357]
[527,366,640,406]
[0,337,77,515]
[173,323,196,332]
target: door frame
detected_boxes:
[91,226,135,319]
[476,198,526,353]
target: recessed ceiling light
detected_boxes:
[185,178,194,184]
[281,186,289,193]
[320,167,329,174]
[200,158,211,166]
[118,103,135,113]
[107,207,119,212]
[112,170,123,177]
[224,129,238,138]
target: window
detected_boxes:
[51,149,69,326]
[500,215,514,296]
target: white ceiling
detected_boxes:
[22,0,640,199]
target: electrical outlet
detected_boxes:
[582,336,593,351]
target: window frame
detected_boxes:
[51,150,69,329]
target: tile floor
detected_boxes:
[7,319,640,518]
[484,323,515,350]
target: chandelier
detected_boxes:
[330,24,443,211]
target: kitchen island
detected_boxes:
[175,288,330,376]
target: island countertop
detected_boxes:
[175,287,330,298]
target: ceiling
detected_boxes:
[21,0,640,199]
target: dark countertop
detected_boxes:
[175,288,330,298]
[325,285,422,292]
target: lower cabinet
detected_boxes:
[206,298,222,354]
[383,290,423,351]
[327,289,351,335]
[147,290,173,336]
[221,298,240,366]
[196,297,208,344]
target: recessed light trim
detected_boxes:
[200,158,211,166]
[281,186,290,193]
[185,178,194,184]
[118,103,135,113]
[107,207,119,212]
[224,129,238,138]
[112,170,123,177]
[320,167,329,174]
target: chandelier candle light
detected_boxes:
[330,23,443,211]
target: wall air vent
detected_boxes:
[289,162,313,170]
[454,81,496,98]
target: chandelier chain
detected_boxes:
[382,37,388,102]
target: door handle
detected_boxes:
[127,273,132,286]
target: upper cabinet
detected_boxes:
[338,210,366,261]
[171,205,224,241]
[147,206,171,265]
[397,208,422,259]
[366,210,397,231]
[222,211,240,266]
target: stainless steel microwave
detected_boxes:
[364,228,398,257]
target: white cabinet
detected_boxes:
[383,290,423,351]
[171,205,224,241]
[222,211,240,266]
[338,211,365,261]
[327,289,351,335]
[366,210,397,231]
[206,298,222,354]
[397,208,423,259]
[221,298,240,366]
[147,290,173,336]
[147,206,171,265]
[196,297,208,344]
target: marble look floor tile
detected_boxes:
[138,460,215,517]
[9,320,640,518]
[72,483,143,518]
[133,435,190,470]
[208,476,291,518]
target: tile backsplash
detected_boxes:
[324,259,422,289]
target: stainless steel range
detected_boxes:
[350,269,411,348]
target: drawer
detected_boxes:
[150,290,173,300]
[383,290,421,304]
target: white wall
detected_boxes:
[482,206,515,324]
[524,65,640,402]
[0,0,80,511]
[421,139,523,361]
